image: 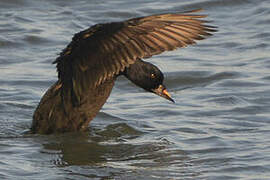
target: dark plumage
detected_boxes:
[31,9,216,134]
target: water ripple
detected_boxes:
[1,0,270,179]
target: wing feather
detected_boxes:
[54,9,217,105]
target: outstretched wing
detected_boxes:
[54,9,216,105]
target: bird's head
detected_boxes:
[124,59,174,103]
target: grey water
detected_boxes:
[0,0,270,179]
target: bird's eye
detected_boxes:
[150,73,155,79]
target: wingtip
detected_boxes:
[177,8,207,19]
[184,8,204,14]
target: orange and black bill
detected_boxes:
[152,85,175,103]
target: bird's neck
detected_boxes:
[123,59,148,85]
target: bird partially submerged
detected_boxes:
[31,9,216,134]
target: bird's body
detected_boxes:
[31,9,216,134]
